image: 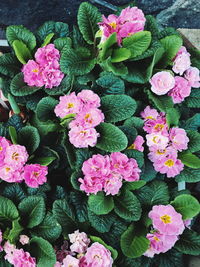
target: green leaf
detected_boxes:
[36,96,58,122]
[0,53,21,78]
[7,94,20,114]
[179,152,200,169]
[114,191,141,221]
[12,40,32,64]
[18,126,40,154]
[41,33,54,47]
[30,237,56,267]
[175,167,200,183]
[88,192,114,215]
[121,224,150,258]
[181,113,200,130]
[2,184,26,205]
[7,218,23,243]
[18,196,46,228]
[31,212,62,242]
[101,57,128,76]
[88,210,114,233]
[54,37,72,51]
[70,171,82,190]
[90,236,118,260]
[175,229,200,255]
[119,126,137,147]
[147,90,174,112]
[99,33,117,60]
[111,48,131,62]
[6,25,36,50]
[101,95,137,123]
[171,194,200,220]
[78,2,101,44]
[123,181,146,191]
[185,89,200,108]
[10,73,41,96]
[166,107,180,127]
[31,114,58,136]
[159,35,183,67]
[96,72,125,94]
[34,156,56,166]
[122,31,151,58]
[145,15,160,40]
[96,122,128,152]
[0,196,19,222]
[124,117,144,130]
[8,126,17,144]
[75,148,93,170]
[70,191,88,222]
[186,130,200,153]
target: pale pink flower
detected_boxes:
[35,44,60,65]
[129,135,145,152]
[169,127,189,151]
[122,158,141,182]
[0,230,3,252]
[4,241,16,264]
[54,262,62,267]
[69,127,99,148]
[146,132,169,149]
[0,164,23,183]
[54,93,81,118]
[184,219,192,229]
[4,144,28,169]
[42,64,64,89]
[140,106,159,121]
[84,242,113,267]
[77,90,101,109]
[0,136,11,165]
[19,235,30,245]
[12,249,36,267]
[150,71,175,95]
[104,173,123,195]
[172,46,191,75]
[109,152,133,179]
[23,164,48,188]
[168,76,191,104]
[148,205,185,235]
[144,232,178,257]
[184,67,200,88]
[69,230,90,254]
[79,175,104,195]
[22,60,44,87]
[82,154,110,178]
[143,117,168,135]
[148,145,177,163]
[62,255,79,267]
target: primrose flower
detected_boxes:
[4,144,28,169]
[150,71,175,95]
[169,127,189,151]
[172,46,191,75]
[23,164,48,188]
[22,60,44,87]
[128,135,145,152]
[79,175,104,195]
[168,76,191,104]
[148,145,177,163]
[35,44,60,65]
[0,165,23,183]
[0,136,11,165]
[141,106,159,121]
[146,132,169,149]
[62,255,79,267]
[77,89,101,109]
[69,230,90,254]
[104,173,123,195]
[184,66,200,88]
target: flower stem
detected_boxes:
[8,94,20,114]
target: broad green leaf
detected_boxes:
[6,25,36,50]
[171,194,200,220]
[96,72,125,94]
[114,191,141,221]
[78,2,102,44]
[41,33,54,47]
[33,156,56,166]
[121,224,150,258]
[101,57,128,76]
[111,47,131,62]
[179,152,200,169]
[36,96,58,122]
[31,114,58,136]
[0,53,21,78]
[186,130,200,153]
[124,117,144,130]
[145,15,160,40]
[54,37,72,51]
[182,113,200,130]
[185,89,200,108]
[119,126,137,147]
[175,167,200,183]
[147,90,174,112]
[88,210,114,233]
[10,73,41,96]
[7,218,23,243]
[101,95,137,123]
[2,184,26,205]
[75,148,93,170]
[88,192,114,215]
[30,237,56,267]
[0,196,19,222]
[122,31,151,58]
[12,40,32,64]
[175,230,200,255]
[18,196,46,228]
[70,191,88,223]
[166,107,180,127]
[18,126,40,154]
[123,181,146,191]
[70,171,82,190]
[122,66,146,84]
[99,33,117,60]
[96,123,128,152]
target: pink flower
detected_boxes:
[0,165,23,183]
[146,132,169,149]
[23,164,48,188]
[22,60,44,87]
[150,71,175,95]
[4,144,28,169]
[19,235,30,245]
[42,64,64,89]
[82,154,110,178]
[129,135,145,152]
[148,145,177,163]
[69,127,99,148]
[153,151,184,178]
[122,158,141,182]
[184,67,200,88]
[84,242,113,267]
[4,241,16,264]
[144,232,178,257]
[35,44,60,65]
[140,106,159,121]
[104,173,123,195]
[169,127,189,151]
[77,90,101,110]
[168,76,191,104]
[54,93,81,118]
[143,117,168,135]
[172,46,191,75]
[54,262,62,267]
[0,136,11,165]
[79,176,103,195]
[184,219,192,229]
[0,230,3,252]
[69,230,90,254]
[148,205,185,235]
[62,255,79,267]
[12,249,36,267]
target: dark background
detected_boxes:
[0,0,199,39]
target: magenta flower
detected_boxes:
[0,230,3,252]
[4,144,28,169]
[104,174,123,195]
[22,60,44,87]
[0,136,11,165]
[69,230,90,254]
[172,46,191,75]
[143,117,168,135]
[12,249,36,267]
[169,127,189,151]
[168,76,191,104]
[79,175,104,195]
[122,158,141,182]
[148,205,185,235]
[84,242,113,267]
[150,71,175,95]
[77,89,101,110]
[69,127,99,148]
[23,164,48,188]
[35,44,60,65]
[42,64,64,89]
[141,106,159,121]
[129,135,145,152]
[0,165,23,183]
[146,132,169,149]
[184,66,200,88]
[62,255,79,267]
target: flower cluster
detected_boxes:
[144,205,185,257]
[0,136,48,187]
[54,90,104,148]
[79,152,141,195]
[150,46,200,103]
[128,135,145,152]
[55,230,113,267]
[22,44,64,88]
[98,6,146,45]
[141,106,189,177]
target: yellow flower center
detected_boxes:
[0,146,2,152]
[128,144,135,150]
[153,236,160,242]
[5,167,11,172]
[33,172,39,178]
[80,130,87,134]
[156,149,166,155]
[146,116,155,120]
[32,68,39,73]
[152,136,158,143]
[164,159,175,167]
[109,22,117,29]
[12,152,19,161]
[160,214,172,224]
[154,124,164,131]
[67,103,74,109]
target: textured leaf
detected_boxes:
[36,96,58,122]
[175,229,200,255]
[147,90,174,112]
[0,196,19,222]
[186,130,200,153]
[7,219,23,243]
[111,48,131,62]
[166,107,180,127]
[31,114,58,136]
[185,88,200,108]
[179,152,200,169]
[18,126,40,154]
[70,191,88,222]
[181,113,200,130]
[2,184,26,205]
[88,192,114,215]
[123,181,146,191]
[54,37,72,51]
[175,167,200,183]
[41,33,54,47]
[88,210,114,233]
[124,149,144,168]
[12,40,32,64]
[0,53,21,78]
[99,33,117,60]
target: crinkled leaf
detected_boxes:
[88,192,114,215]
